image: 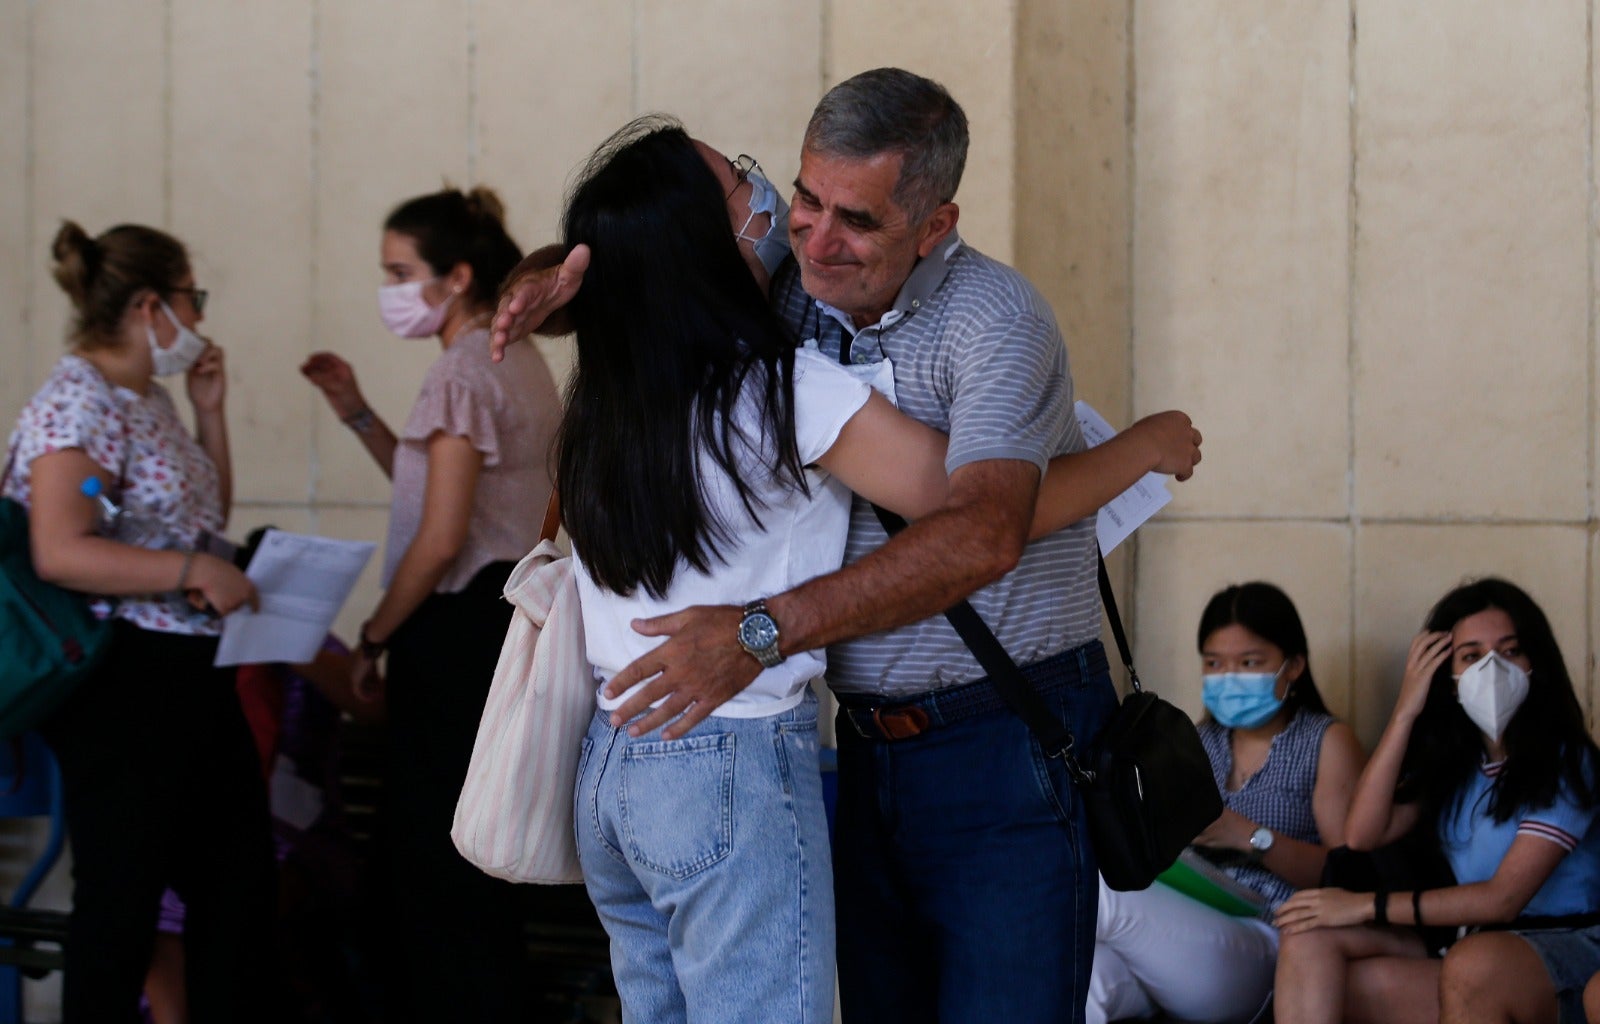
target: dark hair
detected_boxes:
[51,220,189,349]
[1401,578,1598,825]
[1197,582,1329,718]
[556,116,806,598]
[804,67,968,222]
[383,186,522,309]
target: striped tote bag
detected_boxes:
[451,538,593,883]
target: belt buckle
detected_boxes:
[871,705,930,741]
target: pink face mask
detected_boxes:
[377,279,454,338]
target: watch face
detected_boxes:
[740,612,779,651]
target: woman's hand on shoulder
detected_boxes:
[1397,630,1452,722]
[300,352,365,419]
[186,343,226,414]
[184,552,259,617]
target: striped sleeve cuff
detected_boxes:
[1518,820,1582,852]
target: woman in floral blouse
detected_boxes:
[3,220,277,1021]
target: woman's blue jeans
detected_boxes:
[575,689,835,1024]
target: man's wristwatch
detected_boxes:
[1247,826,1274,863]
[737,600,785,669]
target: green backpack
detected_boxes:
[0,494,111,736]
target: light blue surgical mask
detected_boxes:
[1201,664,1289,729]
[737,168,792,276]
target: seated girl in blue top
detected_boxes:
[1275,577,1600,1024]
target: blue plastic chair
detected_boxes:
[0,734,68,1024]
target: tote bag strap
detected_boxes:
[538,489,561,545]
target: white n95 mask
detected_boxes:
[1455,651,1530,742]
[146,303,209,377]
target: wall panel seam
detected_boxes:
[1125,0,1139,662]
[467,0,478,184]
[22,0,35,389]
[1586,0,1597,727]
[1346,0,1361,727]
[818,0,831,89]
[162,0,173,227]
[630,0,640,113]
[1156,514,1597,528]
[307,0,323,517]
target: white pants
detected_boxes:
[1086,875,1278,1024]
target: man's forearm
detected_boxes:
[767,460,1036,656]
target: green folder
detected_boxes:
[1155,848,1270,917]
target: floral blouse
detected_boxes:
[4,355,224,635]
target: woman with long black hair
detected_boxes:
[556,117,1202,1023]
[1275,577,1600,1024]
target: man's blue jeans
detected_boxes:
[833,641,1117,1023]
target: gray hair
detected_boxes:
[803,67,968,223]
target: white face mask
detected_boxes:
[1454,650,1531,742]
[736,168,792,276]
[378,279,454,338]
[146,302,208,377]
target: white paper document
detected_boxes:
[1074,401,1173,554]
[215,529,375,667]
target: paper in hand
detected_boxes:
[1075,401,1173,554]
[215,529,376,667]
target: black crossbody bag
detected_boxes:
[873,506,1222,891]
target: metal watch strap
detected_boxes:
[740,599,783,668]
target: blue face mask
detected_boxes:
[737,168,792,276]
[1201,666,1288,729]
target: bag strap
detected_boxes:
[538,489,561,545]
[870,504,1102,784]
[1096,551,1143,694]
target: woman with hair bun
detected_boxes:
[4,220,278,1020]
[301,185,560,1020]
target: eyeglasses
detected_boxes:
[726,154,759,199]
[170,286,208,315]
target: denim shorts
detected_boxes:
[1515,924,1600,1024]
